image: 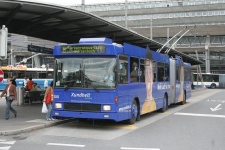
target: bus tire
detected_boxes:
[210,83,216,89]
[181,91,186,105]
[127,100,138,124]
[136,99,141,121]
[160,94,168,112]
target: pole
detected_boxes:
[167,28,169,47]
[150,18,152,40]
[82,0,85,11]
[165,25,196,54]
[15,53,42,65]
[157,27,187,53]
[125,0,128,29]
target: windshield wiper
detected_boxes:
[84,75,99,92]
[64,80,76,91]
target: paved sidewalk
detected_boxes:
[0,98,71,136]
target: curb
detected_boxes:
[0,119,75,136]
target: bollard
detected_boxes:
[16,87,24,106]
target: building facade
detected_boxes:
[72,0,225,73]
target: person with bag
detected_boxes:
[0,78,17,120]
[43,81,54,121]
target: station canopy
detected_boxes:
[0,0,202,65]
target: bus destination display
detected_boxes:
[61,45,105,54]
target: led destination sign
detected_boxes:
[61,45,105,54]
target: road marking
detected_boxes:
[0,141,16,145]
[210,104,222,112]
[0,146,11,150]
[47,143,85,147]
[174,112,225,118]
[74,122,137,130]
[121,147,160,150]
[0,140,6,142]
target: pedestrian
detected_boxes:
[0,78,17,120]
[23,76,28,89]
[43,81,54,121]
[44,79,48,89]
[26,77,34,91]
[12,76,17,87]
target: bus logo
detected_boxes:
[71,93,91,98]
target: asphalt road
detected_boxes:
[1,89,225,150]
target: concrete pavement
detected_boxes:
[0,88,205,136]
[0,98,72,136]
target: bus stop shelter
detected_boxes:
[0,0,202,65]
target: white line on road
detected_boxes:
[121,147,160,150]
[210,104,222,112]
[0,141,16,145]
[47,143,85,147]
[174,112,225,118]
[0,140,6,142]
[0,146,11,150]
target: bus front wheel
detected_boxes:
[210,84,216,89]
[127,100,138,124]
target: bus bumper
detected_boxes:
[52,110,119,122]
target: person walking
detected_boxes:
[43,81,54,121]
[12,76,17,87]
[0,78,17,120]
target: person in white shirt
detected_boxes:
[23,77,28,89]
[44,79,48,89]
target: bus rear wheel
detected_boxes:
[127,100,138,124]
[210,83,216,89]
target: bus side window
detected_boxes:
[140,59,145,82]
[153,61,156,82]
[157,62,164,82]
[165,63,169,81]
[130,57,139,83]
[118,55,128,84]
[184,67,190,81]
[176,66,180,81]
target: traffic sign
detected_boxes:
[0,70,4,82]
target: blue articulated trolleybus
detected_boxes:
[52,38,192,124]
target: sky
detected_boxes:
[21,0,150,6]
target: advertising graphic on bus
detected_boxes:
[52,38,192,124]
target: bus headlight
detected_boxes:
[55,103,62,109]
[103,105,111,111]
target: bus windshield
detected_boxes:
[55,57,116,89]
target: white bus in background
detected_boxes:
[193,73,225,89]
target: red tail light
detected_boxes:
[115,96,118,104]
